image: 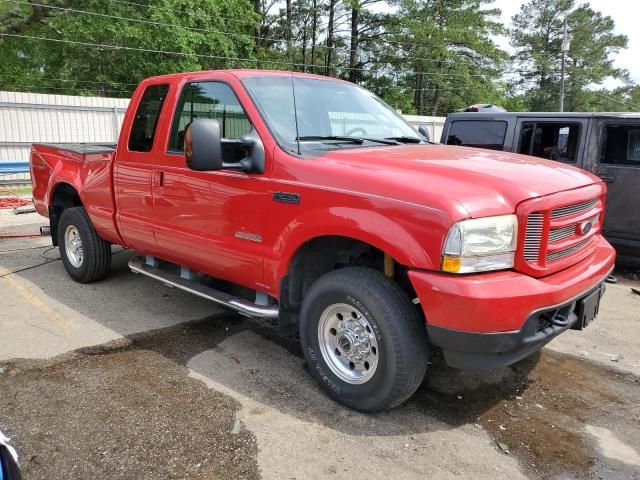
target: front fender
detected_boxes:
[270,206,440,287]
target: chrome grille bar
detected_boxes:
[551,198,598,219]
[524,212,544,262]
[546,238,592,262]
[548,224,575,243]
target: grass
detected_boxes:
[1,187,32,196]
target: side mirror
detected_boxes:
[418,125,431,142]
[185,119,265,173]
[185,119,223,171]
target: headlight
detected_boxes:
[442,214,517,273]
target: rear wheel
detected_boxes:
[300,267,428,412]
[58,206,111,283]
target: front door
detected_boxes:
[593,120,640,247]
[151,79,270,290]
[513,118,589,169]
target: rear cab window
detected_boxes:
[446,120,507,150]
[601,124,640,167]
[128,84,169,152]
[517,122,580,163]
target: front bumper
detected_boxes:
[408,235,615,369]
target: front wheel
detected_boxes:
[58,206,111,283]
[300,267,428,412]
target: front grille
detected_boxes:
[546,238,592,262]
[523,196,601,269]
[551,198,598,219]
[524,213,544,262]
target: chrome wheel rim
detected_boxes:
[64,225,83,268]
[317,303,379,384]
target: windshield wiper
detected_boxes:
[297,135,364,144]
[297,135,400,145]
[384,136,423,144]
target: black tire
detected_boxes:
[300,267,428,412]
[58,206,111,283]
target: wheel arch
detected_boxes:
[48,182,84,246]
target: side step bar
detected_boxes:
[128,256,279,319]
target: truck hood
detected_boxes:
[314,144,601,217]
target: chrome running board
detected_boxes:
[128,256,279,319]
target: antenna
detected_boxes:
[290,72,302,155]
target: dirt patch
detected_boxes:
[0,347,258,480]
[415,350,640,479]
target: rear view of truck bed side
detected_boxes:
[30,143,125,247]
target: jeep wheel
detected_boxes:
[58,206,111,283]
[300,267,428,412]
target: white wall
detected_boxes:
[0,91,129,181]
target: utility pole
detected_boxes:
[560,17,570,112]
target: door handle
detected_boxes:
[154,171,164,187]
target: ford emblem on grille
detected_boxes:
[578,219,594,236]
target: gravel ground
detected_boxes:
[0,343,258,479]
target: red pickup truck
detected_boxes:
[30,70,615,411]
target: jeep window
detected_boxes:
[518,122,580,163]
[601,124,640,166]
[446,121,507,150]
[128,84,169,152]
[241,76,421,152]
[169,81,252,152]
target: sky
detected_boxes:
[493,0,640,87]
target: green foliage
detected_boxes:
[0,0,635,115]
[0,0,257,96]
[511,0,628,111]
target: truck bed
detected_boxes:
[30,142,123,246]
[34,143,116,155]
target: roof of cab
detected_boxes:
[446,111,640,119]
[141,69,349,84]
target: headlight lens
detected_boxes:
[442,214,518,273]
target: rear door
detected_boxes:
[592,119,640,244]
[513,118,589,169]
[114,83,169,253]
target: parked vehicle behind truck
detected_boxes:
[30,70,615,411]
[441,112,640,263]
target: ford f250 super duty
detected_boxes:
[30,70,616,412]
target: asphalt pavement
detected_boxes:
[1,209,639,479]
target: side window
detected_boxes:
[128,84,169,152]
[601,124,640,166]
[169,81,252,152]
[517,122,580,163]
[446,120,506,150]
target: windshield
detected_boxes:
[241,76,422,153]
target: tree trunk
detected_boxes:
[413,71,424,115]
[302,17,308,72]
[431,85,441,116]
[325,0,336,76]
[310,0,318,73]
[349,4,359,83]
[286,0,292,65]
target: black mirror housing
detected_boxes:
[418,125,431,142]
[186,119,265,174]
[186,119,223,171]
